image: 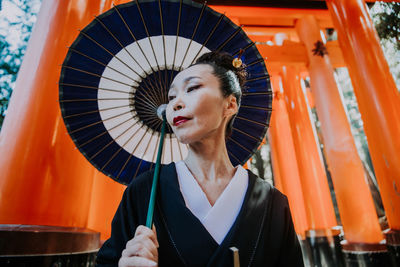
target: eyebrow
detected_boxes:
[169,76,201,91]
[184,76,201,83]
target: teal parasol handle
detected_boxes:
[146,112,167,228]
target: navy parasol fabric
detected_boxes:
[59,0,272,185]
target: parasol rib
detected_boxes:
[115,124,149,178]
[78,117,134,148]
[135,0,167,99]
[134,94,158,110]
[240,105,272,111]
[149,131,162,171]
[69,110,134,134]
[228,136,252,154]
[101,123,150,172]
[216,26,243,52]
[247,75,270,83]
[158,0,169,102]
[78,31,148,81]
[93,123,146,162]
[170,0,183,86]
[232,126,260,142]
[189,13,225,66]
[60,98,129,103]
[69,47,143,83]
[177,138,184,160]
[233,42,254,57]
[236,116,269,127]
[61,65,132,87]
[113,4,165,95]
[246,58,264,68]
[132,127,156,180]
[99,122,142,170]
[227,150,241,166]
[178,2,206,71]
[63,104,131,119]
[94,15,165,103]
[242,92,273,96]
[60,82,132,95]
[69,47,163,106]
[169,134,173,162]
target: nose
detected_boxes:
[174,103,183,111]
[173,98,185,111]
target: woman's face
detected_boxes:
[166,64,236,144]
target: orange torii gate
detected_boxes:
[0,0,399,266]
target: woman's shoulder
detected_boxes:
[247,169,289,207]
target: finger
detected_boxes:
[122,242,157,262]
[131,226,159,249]
[134,237,158,261]
[135,225,152,236]
[119,256,157,267]
[152,225,159,248]
[127,231,157,249]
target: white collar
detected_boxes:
[175,161,249,244]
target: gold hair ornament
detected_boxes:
[232,49,244,68]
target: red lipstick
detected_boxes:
[173,116,190,126]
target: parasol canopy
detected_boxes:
[59,0,272,185]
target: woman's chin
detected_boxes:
[175,135,191,145]
[174,132,200,145]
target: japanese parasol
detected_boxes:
[59,0,272,226]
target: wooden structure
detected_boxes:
[0,0,399,265]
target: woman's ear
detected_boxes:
[224,95,238,118]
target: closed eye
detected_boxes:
[187,84,201,92]
[168,95,176,102]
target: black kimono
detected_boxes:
[96,163,304,267]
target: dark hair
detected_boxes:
[193,51,247,137]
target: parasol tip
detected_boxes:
[157,104,167,120]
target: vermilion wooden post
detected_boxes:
[326,0,400,230]
[327,0,400,263]
[0,0,107,227]
[268,75,308,238]
[281,66,343,265]
[268,135,283,192]
[87,172,125,240]
[296,15,383,244]
[281,66,337,230]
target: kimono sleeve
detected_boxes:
[276,194,304,267]
[95,182,141,267]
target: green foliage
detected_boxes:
[0,0,40,130]
[371,2,400,89]
[373,2,400,50]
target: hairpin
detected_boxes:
[232,49,244,68]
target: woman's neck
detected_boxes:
[183,133,235,184]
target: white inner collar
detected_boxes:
[175,161,249,244]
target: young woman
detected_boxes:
[96,52,304,267]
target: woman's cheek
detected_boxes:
[166,106,176,129]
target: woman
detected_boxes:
[96,52,304,267]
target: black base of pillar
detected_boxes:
[341,241,392,267]
[299,237,313,267]
[305,227,345,267]
[0,252,97,267]
[0,225,100,267]
[384,229,400,266]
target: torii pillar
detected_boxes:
[281,66,342,266]
[0,0,115,228]
[268,75,308,239]
[296,15,387,265]
[327,0,400,264]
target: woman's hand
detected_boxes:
[118,225,159,267]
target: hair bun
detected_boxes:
[195,51,247,89]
